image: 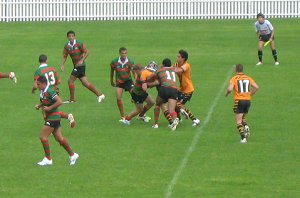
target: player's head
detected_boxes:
[235,64,244,73]
[67,30,76,42]
[146,61,158,72]
[39,54,47,64]
[177,49,189,64]
[133,63,143,73]
[37,75,48,90]
[119,47,128,59]
[257,13,265,23]
[162,58,172,67]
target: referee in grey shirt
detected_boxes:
[255,13,279,66]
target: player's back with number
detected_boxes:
[230,74,255,101]
[34,66,60,89]
[155,67,177,89]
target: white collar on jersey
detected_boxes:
[39,63,48,68]
[68,39,77,47]
[40,84,50,98]
[118,57,128,65]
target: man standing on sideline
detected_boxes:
[226,64,259,144]
[174,49,200,127]
[60,30,105,103]
[110,47,135,119]
[255,13,279,66]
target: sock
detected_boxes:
[154,106,160,124]
[272,50,278,62]
[0,73,8,78]
[40,139,51,160]
[242,115,247,126]
[175,106,181,120]
[117,99,124,117]
[86,83,102,96]
[139,104,152,117]
[185,108,196,120]
[169,111,177,119]
[60,112,68,119]
[125,115,132,121]
[69,84,75,101]
[258,50,263,62]
[237,124,245,139]
[59,138,74,156]
[163,110,173,124]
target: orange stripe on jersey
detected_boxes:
[229,73,255,100]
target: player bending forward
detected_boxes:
[119,63,155,125]
[149,58,180,131]
[226,64,259,143]
[35,76,79,166]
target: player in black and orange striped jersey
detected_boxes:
[226,64,259,143]
[174,49,200,127]
[60,30,105,103]
[148,58,180,131]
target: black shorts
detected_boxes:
[44,120,61,129]
[131,91,148,104]
[158,86,178,103]
[259,34,273,42]
[71,66,86,78]
[178,91,193,105]
[117,80,134,92]
[233,100,251,114]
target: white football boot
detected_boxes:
[69,153,79,165]
[37,157,53,166]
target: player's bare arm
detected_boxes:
[174,65,186,74]
[32,80,38,93]
[43,95,63,112]
[225,84,234,97]
[250,82,259,96]
[110,67,115,87]
[77,45,89,66]
[60,53,68,72]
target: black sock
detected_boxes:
[272,50,278,62]
[258,50,263,62]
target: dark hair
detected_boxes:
[37,75,48,84]
[257,13,265,19]
[178,49,188,61]
[236,64,244,72]
[67,30,75,37]
[39,54,47,63]
[119,47,127,53]
[162,58,172,67]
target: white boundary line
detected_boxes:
[164,67,233,198]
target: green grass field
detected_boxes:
[0,19,299,198]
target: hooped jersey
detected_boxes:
[39,85,61,121]
[155,67,177,89]
[173,62,194,94]
[110,57,134,84]
[34,64,60,90]
[63,40,87,66]
[132,72,146,95]
[229,73,256,101]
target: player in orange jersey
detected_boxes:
[174,49,200,126]
[226,64,259,143]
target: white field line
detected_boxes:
[164,67,233,198]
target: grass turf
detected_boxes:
[0,18,299,197]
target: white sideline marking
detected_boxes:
[164,67,233,198]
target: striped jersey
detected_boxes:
[255,20,273,35]
[229,73,256,101]
[155,67,177,89]
[63,40,87,66]
[110,57,134,84]
[132,71,146,95]
[39,85,61,121]
[173,62,194,94]
[34,64,60,89]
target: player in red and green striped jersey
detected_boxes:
[119,64,155,125]
[32,54,75,128]
[60,30,105,103]
[110,47,135,119]
[35,76,79,166]
[148,58,180,131]
[0,72,17,83]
